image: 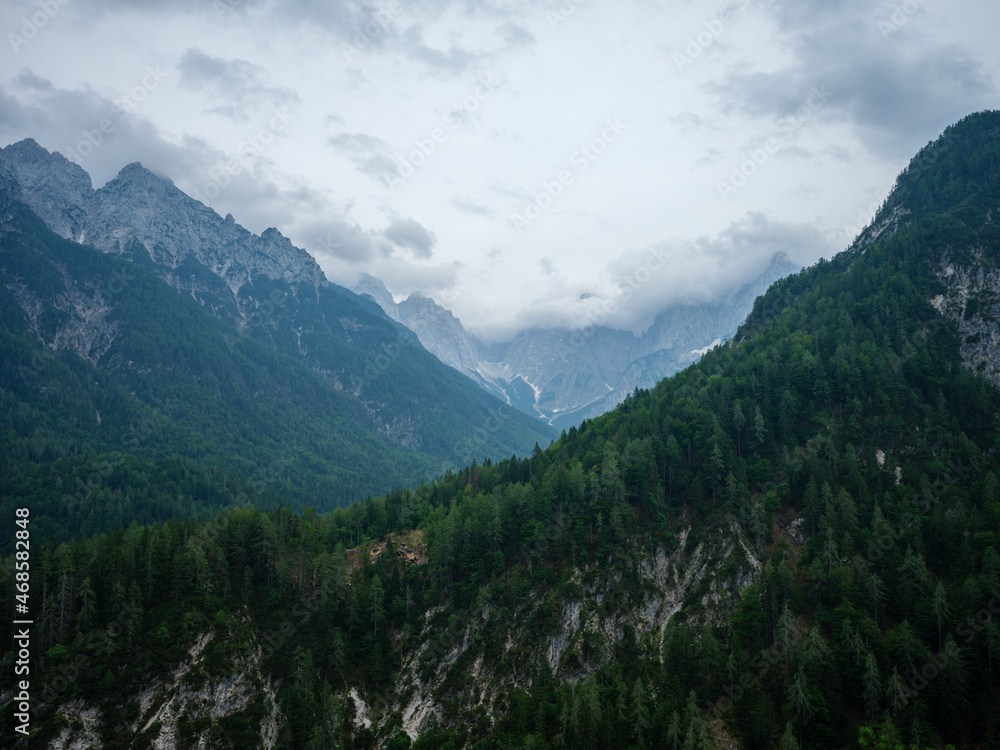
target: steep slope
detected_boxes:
[0,172,549,542]
[0,181,423,540]
[357,256,798,428]
[7,112,1000,750]
[0,142,554,509]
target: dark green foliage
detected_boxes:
[0,178,552,542]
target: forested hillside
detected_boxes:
[0,171,553,542]
[4,113,1000,749]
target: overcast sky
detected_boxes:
[1,0,997,340]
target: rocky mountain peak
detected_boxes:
[2,138,92,187]
[0,139,94,239]
[355,273,402,322]
[110,161,167,186]
[0,139,326,293]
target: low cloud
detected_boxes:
[295,217,389,264]
[328,132,401,185]
[475,213,837,341]
[494,21,535,49]
[451,196,496,218]
[383,216,437,258]
[0,73,209,188]
[178,49,299,120]
[400,25,486,76]
[712,0,995,159]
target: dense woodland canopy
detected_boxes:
[4,112,1000,748]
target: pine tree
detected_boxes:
[885,666,910,715]
[665,435,683,497]
[787,667,813,742]
[57,570,75,644]
[870,573,885,626]
[306,686,343,750]
[370,574,385,638]
[347,582,359,639]
[778,722,799,750]
[666,710,682,750]
[733,400,746,457]
[862,651,881,718]
[75,576,97,634]
[752,405,766,451]
[932,581,949,651]
[986,615,1000,685]
[631,677,648,748]
[803,479,820,537]
[807,559,827,609]
[778,603,799,677]
[709,441,725,502]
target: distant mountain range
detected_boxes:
[0,137,801,448]
[0,139,554,537]
[354,254,798,428]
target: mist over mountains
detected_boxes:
[354,254,798,428]
[1,137,802,437]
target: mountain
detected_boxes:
[7,112,1000,749]
[356,255,798,428]
[0,141,553,540]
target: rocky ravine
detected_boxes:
[354,518,762,742]
[40,519,761,747]
[48,630,281,750]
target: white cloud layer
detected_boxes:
[1,0,997,340]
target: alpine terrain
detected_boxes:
[354,254,798,429]
[5,111,1000,748]
[0,140,554,541]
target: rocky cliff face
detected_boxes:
[355,272,402,324]
[358,255,799,428]
[374,519,761,742]
[397,293,491,387]
[47,631,282,750]
[39,519,761,748]
[932,250,1000,385]
[0,139,325,330]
